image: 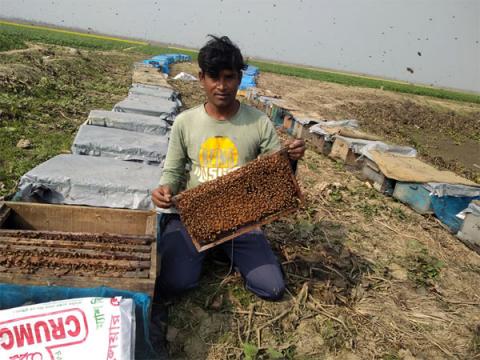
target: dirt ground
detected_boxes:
[165,63,480,359]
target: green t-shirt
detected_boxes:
[159,103,280,194]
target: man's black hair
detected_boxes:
[198,35,246,77]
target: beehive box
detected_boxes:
[0,202,158,296]
[310,132,333,155]
[292,120,317,141]
[362,159,396,195]
[271,106,285,128]
[457,201,480,251]
[329,137,364,168]
[393,182,433,214]
[174,149,302,252]
[283,114,295,135]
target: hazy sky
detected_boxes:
[1,0,479,93]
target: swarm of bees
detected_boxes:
[174,149,302,250]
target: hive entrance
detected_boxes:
[174,149,302,251]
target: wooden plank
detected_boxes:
[0,273,155,296]
[0,229,154,244]
[0,243,151,261]
[0,237,152,253]
[145,213,157,236]
[329,137,350,162]
[150,240,159,279]
[0,266,150,279]
[0,254,151,270]
[0,203,11,228]
[4,202,152,235]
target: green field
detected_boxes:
[1,21,479,104]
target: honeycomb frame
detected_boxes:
[174,148,302,252]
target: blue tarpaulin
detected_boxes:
[143,53,192,75]
[430,195,480,232]
[0,284,157,360]
[244,65,259,77]
[239,65,259,90]
[239,75,256,90]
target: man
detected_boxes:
[151,35,305,302]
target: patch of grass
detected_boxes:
[231,284,255,308]
[356,202,384,219]
[243,342,259,360]
[265,348,284,359]
[0,31,27,51]
[406,241,444,288]
[469,325,480,355]
[0,45,134,197]
[391,207,408,221]
[320,319,351,352]
[382,354,400,360]
[0,22,145,51]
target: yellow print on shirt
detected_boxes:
[195,136,240,182]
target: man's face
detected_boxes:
[199,69,241,109]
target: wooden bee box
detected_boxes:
[283,114,295,135]
[310,133,333,155]
[174,149,303,252]
[0,202,158,296]
[392,182,433,214]
[362,159,396,195]
[329,137,364,168]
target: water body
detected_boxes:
[1,0,479,93]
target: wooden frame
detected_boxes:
[174,149,303,252]
[0,202,158,296]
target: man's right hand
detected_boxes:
[152,185,173,209]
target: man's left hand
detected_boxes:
[286,139,306,160]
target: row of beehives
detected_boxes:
[14,55,192,210]
[0,56,195,300]
[246,89,480,252]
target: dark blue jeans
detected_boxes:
[155,214,285,301]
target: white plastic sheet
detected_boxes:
[17,154,162,210]
[425,183,480,198]
[113,95,180,117]
[87,110,172,135]
[72,125,168,164]
[332,135,377,154]
[173,72,198,81]
[359,142,417,160]
[309,120,359,139]
[129,83,178,100]
[0,297,135,360]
